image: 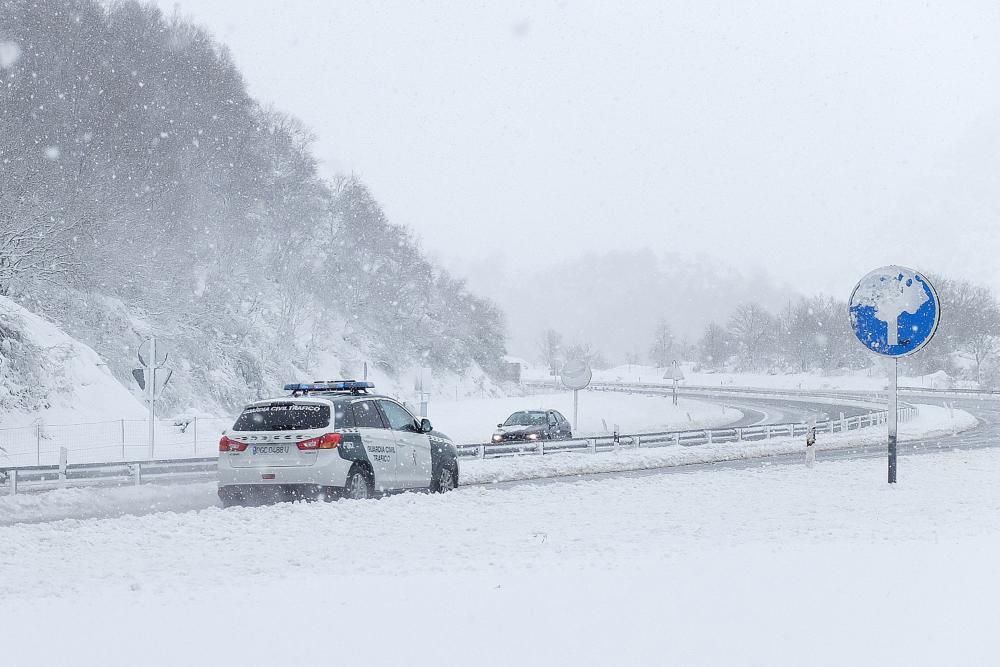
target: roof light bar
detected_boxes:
[283,380,375,393]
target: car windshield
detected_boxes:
[232,402,331,431]
[504,411,547,426]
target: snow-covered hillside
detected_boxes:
[0,296,147,428]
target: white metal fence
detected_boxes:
[0,417,231,468]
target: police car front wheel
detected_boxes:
[431,463,458,493]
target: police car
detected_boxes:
[218,381,460,507]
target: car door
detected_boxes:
[551,411,570,438]
[379,399,432,489]
[350,399,398,491]
[546,411,559,438]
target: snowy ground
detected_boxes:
[427,391,738,443]
[3,440,1000,665]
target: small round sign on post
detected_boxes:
[560,360,592,431]
[849,266,941,483]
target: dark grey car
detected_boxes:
[492,409,573,443]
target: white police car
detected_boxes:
[218,381,460,507]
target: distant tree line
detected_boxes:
[538,275,1000,389]
[0,0,506,410]
[689,277,1000,386]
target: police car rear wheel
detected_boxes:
[346,466,373,500]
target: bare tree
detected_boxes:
[728,303,776,371]
[648,320,674,367]
[699,322,731,368]
[940,279,1000,385]
[538,329,563,374]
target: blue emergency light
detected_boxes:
[284,380,375,393]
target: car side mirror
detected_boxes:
[497,423,503,428]
[420,418,433,433]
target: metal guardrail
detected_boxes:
[1,456,218,495]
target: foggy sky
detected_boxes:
[160,0,1000,296]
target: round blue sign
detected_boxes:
[849,266,940,358]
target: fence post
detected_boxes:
[736,427,743,442]
[478,445,485,459]
[36,424,41,465]
[840,412,846,432]
[635,435,641,449]
[538,439,544,455]
[589,438,597,454]
[133,462,142,486]
[193,417,198,455]
[705,430,712,444]
[765,424,771,440]
[9,469,16,496]
[59,447,68,484]
[121,419,126,460]
[673,432,680,446]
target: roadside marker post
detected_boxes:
[805,416,816,468]
[849,266,940,483]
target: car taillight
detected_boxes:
[297,433,342,450]
[219,435,248,452]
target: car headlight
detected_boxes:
[492,433,502,442]
[527,433,539,440]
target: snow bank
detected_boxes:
[3,442,1000,665]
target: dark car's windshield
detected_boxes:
[504,411,547,427]
[232,402,331,431]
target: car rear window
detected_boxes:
[232,402,331,431]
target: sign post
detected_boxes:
[134,337,172,458]
[664,360,684,406]
[849,266,940,483]
[415,366,432,418]
[560,360,593,431]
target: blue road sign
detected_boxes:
[849,266,940,358]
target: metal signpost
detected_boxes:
[414,366,432,418]
[560,360,593,430]
[133,336,172,458]
[663,360,684,406]
[849,266,940,483]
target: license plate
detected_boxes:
[251,445,290,455]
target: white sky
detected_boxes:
[160,0,1000,296]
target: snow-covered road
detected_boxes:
[3,442,1000,665]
